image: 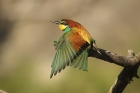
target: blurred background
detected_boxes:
[0,0,140,93]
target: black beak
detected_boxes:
[50,21,60,24]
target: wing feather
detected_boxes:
[70,49,88,71]
[50,31,89,78]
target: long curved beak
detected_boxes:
[50,21,60,24]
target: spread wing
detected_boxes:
[50,31,89,78]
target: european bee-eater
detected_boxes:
[50,19,100,78]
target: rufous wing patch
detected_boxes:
[69,32,87,52]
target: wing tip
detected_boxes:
[50,74,53,79]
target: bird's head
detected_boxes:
[50,19,71,33]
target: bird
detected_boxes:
[50,19,101,78]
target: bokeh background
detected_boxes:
[0,0,140,93]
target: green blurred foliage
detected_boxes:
[0,0,140,93]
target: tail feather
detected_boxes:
[78,58,84,70]
[70,54,81,68]
[82,52,88,71]
[70,49,88,71]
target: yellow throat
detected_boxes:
[59,24,67,31]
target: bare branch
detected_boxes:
[88,48,140,93]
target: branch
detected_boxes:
[88,48,140,93]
